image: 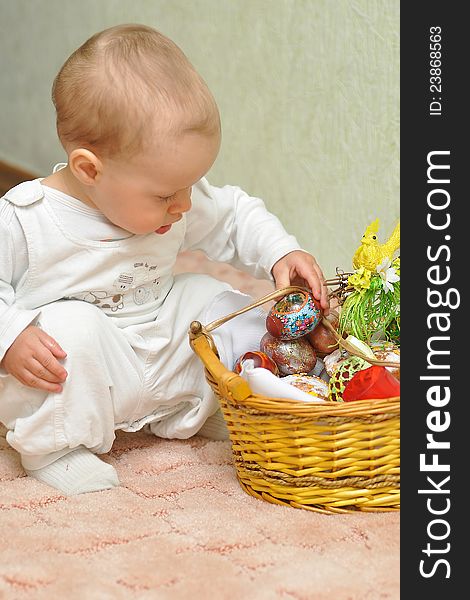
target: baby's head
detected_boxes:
[53,23,220,160]
[51,24,221,234]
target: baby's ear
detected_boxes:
[69,148,102,185]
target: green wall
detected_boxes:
[0,0,399,278]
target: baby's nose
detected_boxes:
[168,188,192,214]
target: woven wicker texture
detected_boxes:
[189,288,400,514]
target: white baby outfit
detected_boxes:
[0,173,301,469]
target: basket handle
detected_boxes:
[201,284,399,367]
[189,322,253,402]
[188,286,309,401]
[203,285,311,333]
[319,318,400,368]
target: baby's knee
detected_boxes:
[37,300,107,347]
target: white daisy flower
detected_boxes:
[376,258,400,293]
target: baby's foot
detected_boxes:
[23,446,119,495]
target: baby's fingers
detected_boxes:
[16,368,64,394]
[306,271,330,313]
[271,263,291,290]
[29,356,67,385]
[35,346,68,382]
[317,274,330,313]
[297,263,324,304]
[37,329,67,359]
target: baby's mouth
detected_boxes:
[155,224,172,234]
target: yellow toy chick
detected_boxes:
[352,218,400,272]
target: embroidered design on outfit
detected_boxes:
[71,260,161,311]
[80,290,125,312]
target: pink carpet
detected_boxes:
[0,252,399,599]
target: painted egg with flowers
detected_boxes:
[266,291,322,340]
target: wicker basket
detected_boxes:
[189,286,400,514]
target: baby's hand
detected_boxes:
[1,325,68,393]
[271,250,330,312]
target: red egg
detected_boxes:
[233,351,280,376]
[260,332,317,375]
[342,366,400,402]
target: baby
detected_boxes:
[0,24,328,495]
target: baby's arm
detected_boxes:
[182,179,328,309]
[183,179,300,278]
[0,202,67,392]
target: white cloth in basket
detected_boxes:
[239,360,327,403]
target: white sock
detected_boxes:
[23,446,120,495]
[198,409,230,441]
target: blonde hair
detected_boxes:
[52,24,220,158]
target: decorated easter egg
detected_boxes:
[323,348,348,377]
[342,365,400,402]
[327,356,368,402]
[260,332,317,375]
[282,374,329,401]
[307,310,340,356]
[233,351,280,376]
[371,342,401,380]
[266,291,322,340]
